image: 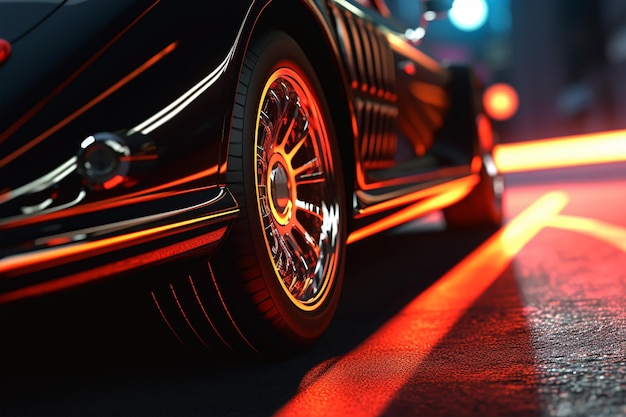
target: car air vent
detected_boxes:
[329,2,398,169]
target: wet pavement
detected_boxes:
[1,162,625,417]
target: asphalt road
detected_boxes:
[1,162,625,417]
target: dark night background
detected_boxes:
[388,0,626,143]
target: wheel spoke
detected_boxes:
[295,172,326,186]
[259,110,272,138]
[284,232,308,268]
[292,218,320,258]
[255,67,341,309]
[283,232,312,295]
[295,199,324,221]
[298,278,314,300]
[286,135,307,161]
[292,157,319,179]
[276,102,298,151]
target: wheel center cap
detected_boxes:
[269,162,292,223]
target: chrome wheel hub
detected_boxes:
[268,156,292,226]
[255,67,340,311]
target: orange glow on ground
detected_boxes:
[546,215,626,253]
[274,192,568,417]
[494,129,626,173]
[483,83,519,121]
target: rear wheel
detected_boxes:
[443,115,503,229]
[443,154,503,228]
[152,31,347,356]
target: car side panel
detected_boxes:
[0,0,256,302]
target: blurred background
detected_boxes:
[387,0,626,144]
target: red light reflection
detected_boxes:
[102,174,125,190]
[0,41,177,168]
[0,38,11,65]
[0,0,163,147]
[275,192,568,417]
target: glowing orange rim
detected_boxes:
[254,65,341,311]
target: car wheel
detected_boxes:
[442,66,504,230]
[443,117,503,229]
[152,31,347,356]
[443,154,504,229]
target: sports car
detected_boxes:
[0,0,503,355]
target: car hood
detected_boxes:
[0,0,66,42]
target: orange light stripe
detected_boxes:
[546,215,626,253]
[0,227,228,304]
[348,176,478,244]
[0,166,219,230]
[0,41,177,169]
[0,0,162,145]
[274,191,569,417]
[0,208,238,276]
[494,129,626,173]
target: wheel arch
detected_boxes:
[245,0,358,222]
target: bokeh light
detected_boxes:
[449,0,489,31]
[483,82,519,121]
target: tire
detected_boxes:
[443,154,504,229]
[151,31,347,356]
[443,114,504,229]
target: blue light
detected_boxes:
[449,0,489,31]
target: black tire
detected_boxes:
[443,156,504,228]
[440,65,503,230]
[443,114,504,229]
[152,31,347,356]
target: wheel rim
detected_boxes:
[254,66,341,311]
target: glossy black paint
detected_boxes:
[0,0,255,301]
[0,0,488,304]
[1,1,252,191]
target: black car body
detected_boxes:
[0,0,502,355]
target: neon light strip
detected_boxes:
[0,206,238,276]
[494,129,626,173]
[347,176,477,244]
[1,227,228,304]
